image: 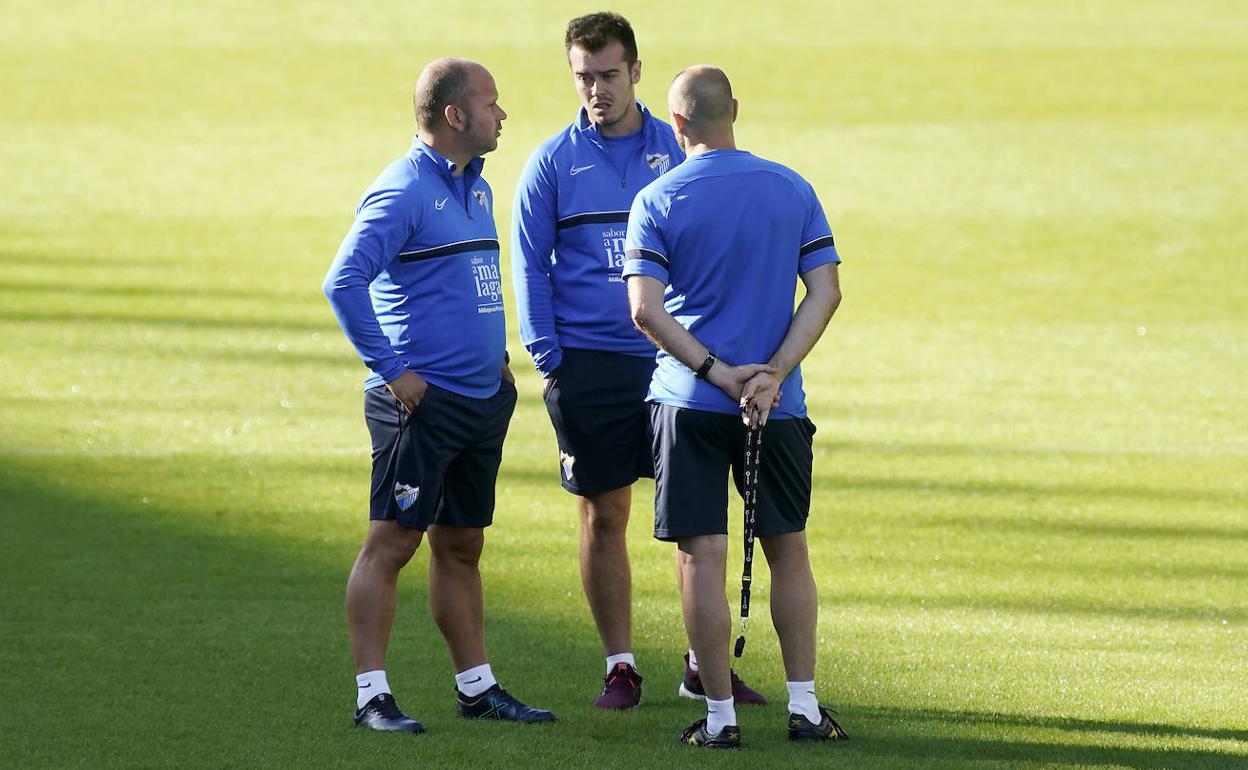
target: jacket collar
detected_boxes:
[409,137,485,186]
[574,101,658,145]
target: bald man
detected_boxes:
[324,57,555,732]
[624,66,849,748]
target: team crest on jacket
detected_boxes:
[647,153,672,176]
[473,189,488,210]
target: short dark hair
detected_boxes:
[565,12,638,65]
[413,58,473,131]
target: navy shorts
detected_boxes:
[542,348,657,496]
[364,380,517,530]
[649,403,816,541]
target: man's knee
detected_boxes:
[580,488,630,538]
[428,525,485,565]
[760,530,809,565]
[359,521,424,571]
[677,533,729,563]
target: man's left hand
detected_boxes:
[707,361,775,402]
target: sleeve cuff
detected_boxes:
[376,359,408,383]
[798,244,841,274]
[622,258,669,284]
[535,348,563,376]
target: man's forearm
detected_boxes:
[634,305,711,372]
[628,274,709,371]
[767,267,841,379]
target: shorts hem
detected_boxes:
[369,509,430,531]
[561,473,649,497]
[756,521,808,539]
[653,526,728,542]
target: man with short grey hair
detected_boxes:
[625,65,849,748]
[325,57,554,733]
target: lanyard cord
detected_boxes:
[734,423,763,658]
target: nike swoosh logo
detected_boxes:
[464,676,482,684]
[434,197,448,210]
[358,683,372,689]
[569,164,594,176]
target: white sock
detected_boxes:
[687,648,699,672]
[605,652,636,674]
[356,669,390,710]
[786,680,821,723]
[706,696,737,734]
[455,663,497,698]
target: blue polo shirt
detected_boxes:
[622,149,840,418]
[323,138,506,399]
[511,103,684,375]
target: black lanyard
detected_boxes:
[734,424,763,658]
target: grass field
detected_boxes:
[2,1,1246,767]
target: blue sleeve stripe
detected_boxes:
[799,235,836,256]
[399,238,500,263]
[556,210,630,230]
[626,247,669,269]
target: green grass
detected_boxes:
[2,1,1245,767]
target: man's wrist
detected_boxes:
[694,352,718,379]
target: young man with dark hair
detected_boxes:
[625,65,850,748]
[512,13,766,711]
[325,57,554,734]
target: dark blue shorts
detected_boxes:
[364,380,517,530]
[649,403,815,541]
[542,348,657,496]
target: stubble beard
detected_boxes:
[463,113,498,156]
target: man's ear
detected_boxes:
[443,103,465,132]
[731,98,739,123]
[671,111,688,135]
[631,59,642,85]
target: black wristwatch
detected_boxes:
[694,352,718,380]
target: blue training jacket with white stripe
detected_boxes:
[324,137,507,399]
[511,103,684,376]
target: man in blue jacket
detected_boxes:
[512,12,765,710]
[325,57,554,734]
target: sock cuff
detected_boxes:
[356,670,391,709]
[455,663,497,697]
[605,652,636,673]
[786,681,821,723]
[706,696,738,733]
[356,669,390,687]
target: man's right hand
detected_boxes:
[706,361,776,402]
[740,370,782,427]
[386,370,428,414]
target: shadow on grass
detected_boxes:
[856,705,1248,744]
[1,455,1242,769]
[854,732,1243,770]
